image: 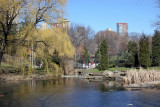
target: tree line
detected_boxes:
[68,24,128,64]
[98,30,160,70]
[68,24,160,70]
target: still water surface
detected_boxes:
[0,78,160,107]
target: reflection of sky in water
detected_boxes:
[0,78,160,107]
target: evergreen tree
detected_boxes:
[95,48,100,63]
[127,41,139,67]
[83,46,90,63]
[152,30,160,66]
[98,40,108,70]
[117,51,132,67]
[139,35,151,68]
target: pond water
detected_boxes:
[0,78,160,107]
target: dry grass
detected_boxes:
[123,69,160,84]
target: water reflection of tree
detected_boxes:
[101,81,125,92]
[0,78,76,107]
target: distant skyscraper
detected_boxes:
[117,23,128,36]
[13,15,20,31]
[51,18,70,30]
[41,23,48,30]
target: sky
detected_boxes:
[67,0,159,35]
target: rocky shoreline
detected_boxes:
[124,81,160,88]
[1,70,160,89]
[77,70,160,89]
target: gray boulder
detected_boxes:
[103,70,115,80]
[113,70,119,73]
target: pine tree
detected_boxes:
[83,46,90,63]
[127,41,139,67]
[139,35,151,68]
[95,48,100,63]
[152,30,160,66]
[98,40,108,70]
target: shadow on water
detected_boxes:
[82,79,126,92]
[100,81,126,92]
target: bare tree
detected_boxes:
[94,29,127,57]
[129,32,141,43]
[68,23,85,47]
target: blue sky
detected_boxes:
[67,0,159,34]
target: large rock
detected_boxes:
[103,70,115,80]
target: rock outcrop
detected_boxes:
[102,70,115,80]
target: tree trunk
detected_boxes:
[0,51,4,66]
[61,58,75,75]
[0,39,6,66]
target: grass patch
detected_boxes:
[148,67,160,70]
[107,67,160,72]
[85,68,104,73]
[107,67,132,72]
[0,62,17,71]
[1,62,13,67]
[85,67,133,73]
[85,67,160,73]
[1,62,45,70]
